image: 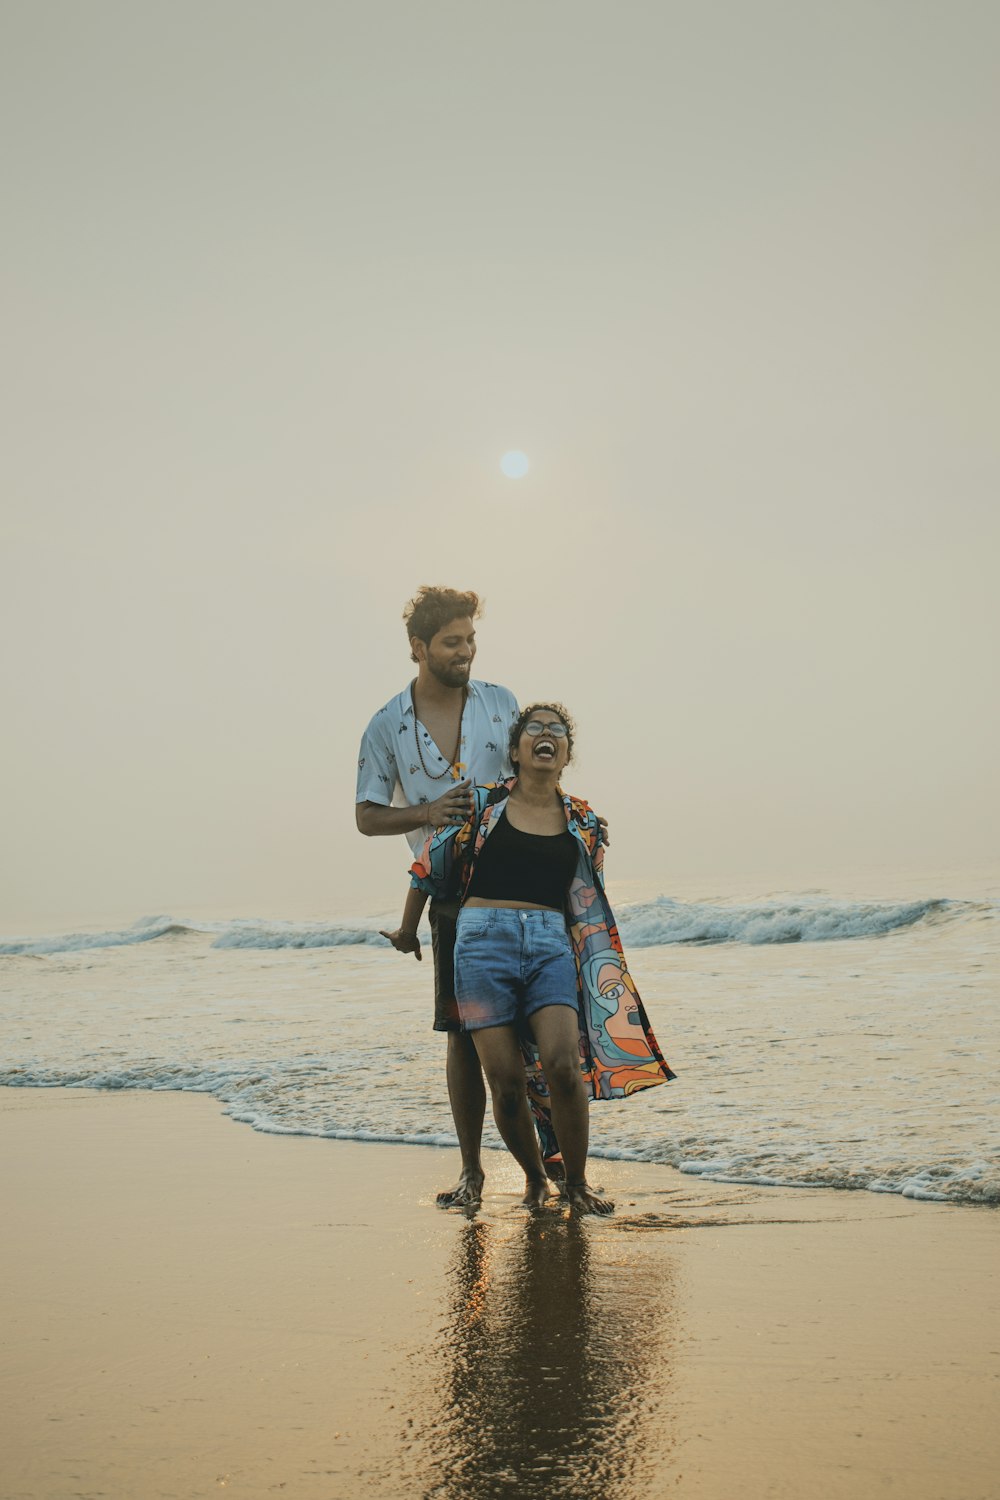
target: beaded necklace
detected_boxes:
[410,683,468,781]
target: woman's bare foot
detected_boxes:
[521,1175,552,1210]
[436,1167,485,1209]
[563,1181,614,1215]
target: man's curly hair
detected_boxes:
[403,586,481,663]
[508,702,576,768]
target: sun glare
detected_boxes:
[500,450,529,479]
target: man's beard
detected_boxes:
[428,659,470,689]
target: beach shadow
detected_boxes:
[388,1214,680,1498]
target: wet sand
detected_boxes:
[1,1087,997,1500]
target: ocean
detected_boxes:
[2,870,997,1206]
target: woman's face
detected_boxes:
[514,711,571,776]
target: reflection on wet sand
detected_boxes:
[391,1214,679,1498]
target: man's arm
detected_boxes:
[355,801,428,837]
[355,780,473,837]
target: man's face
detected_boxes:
[419,616,477,688]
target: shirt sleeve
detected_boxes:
[588,808,607,889]
[356,712,398,807]
[498,688,520,775]
[410,823,462,898]
[409,783,491,898]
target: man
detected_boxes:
[355,586,519,1207]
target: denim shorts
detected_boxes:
[454,907,579,1032]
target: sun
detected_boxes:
[500,451,529,479]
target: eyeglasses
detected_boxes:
[523,720,569,738]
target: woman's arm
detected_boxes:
[379,885,429,960]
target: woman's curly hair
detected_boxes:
[508,702,576,769]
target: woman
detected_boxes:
[400,703,675,1214]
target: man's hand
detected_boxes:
[427,779,474,827]
[379,928,422,961]
[598,815,610,846]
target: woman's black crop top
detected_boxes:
[464,813,577,910]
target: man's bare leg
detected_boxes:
[437,1030,487,1207]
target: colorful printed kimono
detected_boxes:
[411,779,676,1156]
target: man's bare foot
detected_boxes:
[521,1175,552,1210]
[436,1168,484,1209]
[563,1181,614,1215]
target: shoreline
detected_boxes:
[2,1085,998,1499]
[8,1077,998,1210]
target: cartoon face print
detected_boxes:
[569,877,604,931]
[582,948,645,1058]
[584,950,628,1016]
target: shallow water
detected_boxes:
[2,872,997,1205]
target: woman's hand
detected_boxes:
[379,928,422,961]
[427,779,473,826]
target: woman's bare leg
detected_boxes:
[529,1005,614,1215]
[470,1025,551,1208]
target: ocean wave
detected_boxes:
[615,896,960,947]
[0,915,194,957]
[0,914,389,957]
[2,896,987,957]
[211,921,389,950]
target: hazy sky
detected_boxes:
[2,1,997,929]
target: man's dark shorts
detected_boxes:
[429,898,462,1032]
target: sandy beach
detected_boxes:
[1,1087,997,1499]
